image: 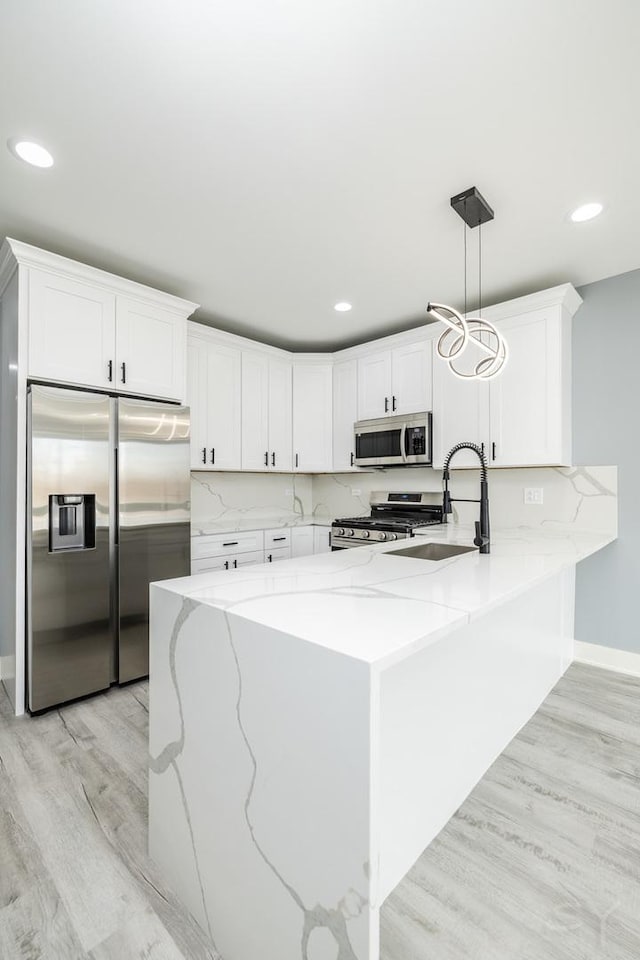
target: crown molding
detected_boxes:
[477,283,583,322]
[4,238,199,318]
[0,239,19,297]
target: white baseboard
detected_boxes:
[574,640,640,678]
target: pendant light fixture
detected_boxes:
[426,187,508,381]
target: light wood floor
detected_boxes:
[0,663,639,959]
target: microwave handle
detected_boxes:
[400,423,407,462]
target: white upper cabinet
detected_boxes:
[432,351,490,469]
[115,297,185,401]
[22,243,197,401]
[28,269,116,390]
[357,339,432,420]
[188,327,242,470]
[332,358,358,470]
[293,362,332,472]
[241,351,292,471]
[268,357,293,471]
[489,307,571,467]
[241,351,270,470]
[391,341,432,415]
[431,287,579,469]
[357,351,392,419]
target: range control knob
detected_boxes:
[389,533,398,540]
[345,528,355,537]
[375,530,387,541]
[361,530,370,539]
[336,527,345,536]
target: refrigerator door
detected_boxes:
[117,397,190,683]
[28,385,113,711]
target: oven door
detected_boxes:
[354,413,432,467]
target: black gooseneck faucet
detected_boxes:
[442,442,490,554]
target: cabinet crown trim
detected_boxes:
[3,238,199,318]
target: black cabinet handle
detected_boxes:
[272,452,275,467]
[481,442,485,455]
[350,451,354,467]
[267,554,273,562]
[384,396,389,412]
[120,362,126,384]
[107,360,113,382]
[224,561,229,570]
[492,442,496,461]
[223,541,238,547]
[392,395,397,411]
[202,447,207,464]
[295,453,299,468]
[210,448,215,464]
[233,558,237,568]
[264,451,269,466]
[273,536,287,542]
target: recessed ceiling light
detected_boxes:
[7,138,54,168]
[570,202,603,223]
[334,302,352,312]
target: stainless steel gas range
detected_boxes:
[331,491,445,550]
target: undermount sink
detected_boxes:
[386,541,477,561]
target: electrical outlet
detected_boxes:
[351,488,362,496]
[524,487,544,505]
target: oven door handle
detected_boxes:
[400,423,407,463]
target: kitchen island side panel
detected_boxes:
[149,584,375,960]
[377,567,575,903]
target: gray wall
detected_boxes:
[574,268,640,653]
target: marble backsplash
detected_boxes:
[191,465,617,536]
[191,471,313,531]
[312,465,618,535]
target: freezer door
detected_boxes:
[28,385,113,711]
[117,398,190,683]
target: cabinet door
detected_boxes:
[313,526,332,554]
[489,308,568,466]
[357,351,392,420]
[187,336,209,469]
[205,343,242,470]
[292,363,332,472]
[291,526,315,558]
[332,359,358,470]
[391,340,432,415]
[268,358,292,471]
[432,350,490,469]
[241,352,270,470]
[116,297,186,401]
[28,268,116,389]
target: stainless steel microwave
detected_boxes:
[354,412,432,467]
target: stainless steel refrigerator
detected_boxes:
[27,384,190,712]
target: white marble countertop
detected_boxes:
[191,515,332,536]
[159,522,614,671]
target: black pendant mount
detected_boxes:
[450,187,494,228]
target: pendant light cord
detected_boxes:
[478,220,482,317]
[463,218,467,317]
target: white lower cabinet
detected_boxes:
[313,526,332,554]
[292,526,315,558]
[265,546,291,563]
[192,551,263,574]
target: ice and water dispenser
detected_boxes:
[48,494,96,552]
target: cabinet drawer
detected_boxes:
[264,528,292,549]
[192,550,264,574]
[191,530,264,560]
[264,546,291,563]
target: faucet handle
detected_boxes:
[473,521,488,548]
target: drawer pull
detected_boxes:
[223,541,238,547]
[273,536,287,542]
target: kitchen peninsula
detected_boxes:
[148,507,616,960]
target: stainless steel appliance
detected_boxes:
[354,412,432,468]
[27,384,190,712]
[331,491,444,550]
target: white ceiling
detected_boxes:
[1,0,639,350]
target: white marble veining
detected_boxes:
[312,464,617,534]
[191,471,314,534]
[150,468,617,960]
[159,522,614,671]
